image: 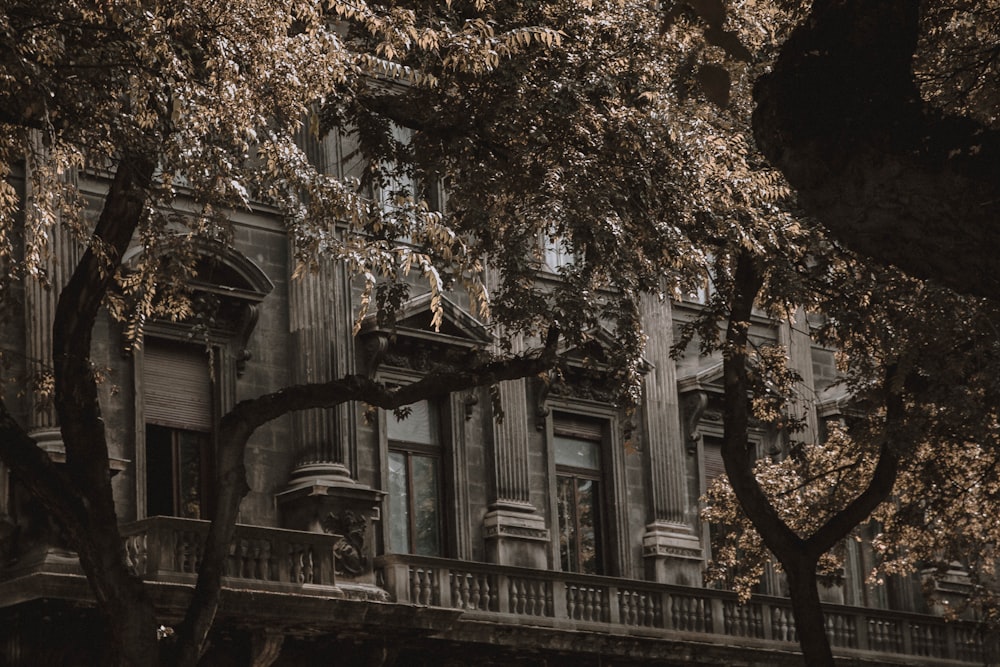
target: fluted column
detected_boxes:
[779,310,820,446]
[278,241,380,583]
[490,335,534,509]
[640,295,703,584]
[24,156,81,457]
[482,274,548,567]
[286,251,352,483]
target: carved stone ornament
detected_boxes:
[321,510,368,577]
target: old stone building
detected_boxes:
[0,153,991,666]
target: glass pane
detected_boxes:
[411,455,442,556]
[387,400,435,445]
[175,430,204,519]
[557,475,577,572]
[388,451,410,553]
[576,479,601,575]
[554,435,601,470]
[557,475,602,574]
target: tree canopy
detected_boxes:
[0,0,740,664]
[2,0,1000,666]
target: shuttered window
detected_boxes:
[143,342,213,430]
[703,437,725,488]
[143,341,214,519]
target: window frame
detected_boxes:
[543,400,631,578]
[377,370,462,558]
[135,336,224,520]
[385,398,445,556]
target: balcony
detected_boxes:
[1,520,992,664]
[121,516,339,593]
[377,554,993,665]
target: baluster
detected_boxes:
[642,593,653,626]
[566,585,576,619]
[303,547,315,583]
[468,574,481,610]
[679,597,690,631]
[452,573,467,609]
[479,575,492,611]
[509,579,523,615]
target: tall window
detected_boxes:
[386,400,443,555]
[143,341,214,519]
[554,416,606,574]
[543,233,575,271]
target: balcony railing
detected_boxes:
[121,517,338,593]
[377,554,990,664]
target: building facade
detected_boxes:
[0,155,992,666]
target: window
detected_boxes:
[543,233,576,271]
[375,124,416,211]
[142,340,214,519]
[386,400,443,556]
[553,416,606,575]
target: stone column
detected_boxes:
[639,296,703,585]
[278,250,381,585]
[779,310,820,446]
[23,208,80,458]
[481,280,548,567]
[14,155,81,561]
[285,254,350,482]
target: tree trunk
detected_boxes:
[49,153,163,667]
[784,556,834,667]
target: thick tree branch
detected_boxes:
[804,367,901,558]
[721,253,804,560]
[753,0,1000,302]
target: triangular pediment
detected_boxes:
[677,360,725,395]
[359,291,491,348]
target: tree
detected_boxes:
[753,0,1000,302]
[660,2,1000,664]
[0,0,711,665]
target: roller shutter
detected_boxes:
[143,341,212,431]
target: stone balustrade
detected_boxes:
[121,517,338,591]
[376,554,990,665]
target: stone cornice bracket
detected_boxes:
[250,629,284,667]
[683,390,708,452]
[361,332,389,379]
[463,390,478,420]
[534,375,551,430]
[234,302,260,376]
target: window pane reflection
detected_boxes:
[388,451,410,553]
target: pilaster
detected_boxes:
[779,309,820,445]
[482,300,549,567]
[281,251,380,583]
[639,296,702,585]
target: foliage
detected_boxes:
[0,0,809,663]
[4,0,1000,664]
